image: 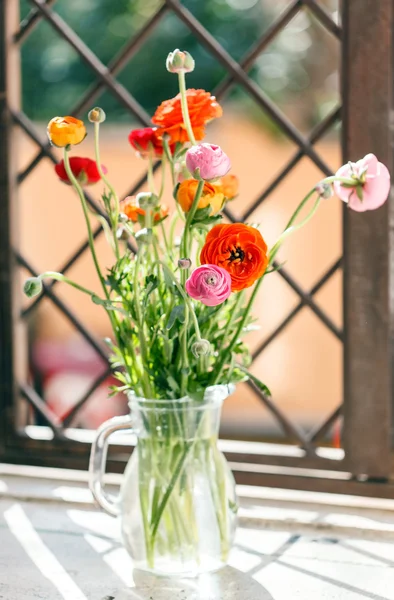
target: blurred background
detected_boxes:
[19,0,342,443]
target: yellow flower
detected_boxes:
[177,179,224,214]
[47,116,86,148]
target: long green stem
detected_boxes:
[38,271,97,297]
[212,273,265,385]
[63,148,109,299]
[133,251,154,398]
[148,152,157,195]
[178,71,196,145]
[220,291,244,348]
[160,262,202,342]
[181,180,204,284]
[268,195,321,265]
[93,121,121,260]
[162,137,176,186]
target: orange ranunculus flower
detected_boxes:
[213,174,239,200]
[152,89,222,144]
[177,179,224,215]
[120,197,169,223]
[47,116,86,147]
[200,223,268,291]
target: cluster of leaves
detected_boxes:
[102,237,258,401]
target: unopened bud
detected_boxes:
[24,277,43,298]
[88,107,106,123]
[118,212,129,223]
[178,258,192,269]
[166,49,195,74]
[315,182,333,199]
[136,191,158,209]
[135,228,152,245]
[191,339,211,359]
[116,226,129,241]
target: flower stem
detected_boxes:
[133,250,154,398]
[181,180,204,284]
[38,271,97,297]
[178,71,196,146]
[63,148,108,299]
[148,152,157,195]
[212,274,265,385]
[160,262,202,342]
[268,195,321,265]
[93,121,121,260]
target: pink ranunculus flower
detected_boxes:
[185,143,231,181]
[185,264,232,306]
[334,153,390,212]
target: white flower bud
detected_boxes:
[191,339,211,358]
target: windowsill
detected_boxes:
[2,462,394,541]
[2,463,394,600]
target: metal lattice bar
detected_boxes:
[28,0,151,125]
[301,0,341,39]
[20,383,65,438]
[61,367,112,427]
[245,379,317,455]
[71,4,169,117]
[253,258,342,361]
[21,4,169,179]
[14,0,57,43]
[243,105,341,221]
[306,405,342,444]
[213,0,303,99]
[165,0,332,175]
[272,259,342,340]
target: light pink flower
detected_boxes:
[185,143,231,181]
[334,154,390,212]
[185,265,231,306]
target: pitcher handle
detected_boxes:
[89,414,133,517]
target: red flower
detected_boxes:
[55,157,106,186]
[128,127,174,158]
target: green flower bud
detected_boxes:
[135,228,153,245]
[136,192,158,209]
[116,226,129,241]
[118,212,129,223]
[88,107,106,124]
[24,277,43,298]
[191,339,211,359]
[166,49,195,74]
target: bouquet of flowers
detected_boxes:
[24,49,391,574]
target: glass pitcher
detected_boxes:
[89,384,238,576]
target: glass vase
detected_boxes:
[89,384,238,577]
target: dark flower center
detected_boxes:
[228,246,245,263]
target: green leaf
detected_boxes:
[166,304,185,330]
[96,215,115,252]
[192,205,212,221]
[167,375,180,393]
[356,185,364,201]
[144,274,159,306]
[235,362,272,397]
